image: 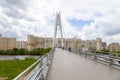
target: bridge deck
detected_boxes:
[46,48,120,80]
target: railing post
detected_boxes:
[85,51,87,57]
[109,52,113,66]
[40,74,45,80]
[46,54,50,66]
[94,52,97,60]
[39,58,43,69]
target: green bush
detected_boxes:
[41,48,51,56]
[95,51,109,55]
[0,48,51,56]
[101,49,109,52]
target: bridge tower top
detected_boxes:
[53,12,64,48]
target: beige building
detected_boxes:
[65,38,75,51]
[0,34,105,52]
[64,38,97,52]
[56,38,102,52]
[0,34,16,50]
[107,43,120,52]
[27,35,36,50]
[85,40,96,51]
[96,38,102,51]
[76,39,82,51]
[16,41,27,49]
[44,38,53,48]
[57,38,66,48]
[65,38,103,52]
[27,35,44,50]
[27,35,104,52]
[27,35,53,50]
[36,37,44,48]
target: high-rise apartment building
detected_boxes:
[27,35,105,52]
[107,43,120,52]
[16,41,27,49]
[44,38,53,48]
[96,38,102,51]
[102,42,106,49]
[65,38,75,51]
[27,35,52,50]
[0,34,16,50]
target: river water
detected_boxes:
[0,55,40,60]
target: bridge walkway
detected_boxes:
[46,48,120,80]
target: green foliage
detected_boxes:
[0,59,35,80]
[95,51,109,55]
[0,48,52,79]
[115,51,120,57]
[112,53,116,56]
[0,48,51,55]
[116,51,120,53]
[29,48,42,55]
[0,48,51,80]
[101,49,110,52]
[96,50,120,57]
[95,49,110,55]
[41,48,51,56]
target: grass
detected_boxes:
[0,58,36,80]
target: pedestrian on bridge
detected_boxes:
[62,47,64,50]
[69,47,71,52]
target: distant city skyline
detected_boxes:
[1,34,120,52]
[0,0,120,44]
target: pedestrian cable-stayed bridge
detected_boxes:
[14,12,120,80]
[14,48,120,80]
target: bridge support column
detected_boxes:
[53,11,64,48]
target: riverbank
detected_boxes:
[0,55,40,60]
[0,58,36,80]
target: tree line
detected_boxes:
[95,49,120,57]
[0,48,51,55]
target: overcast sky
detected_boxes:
[0,0,120,44]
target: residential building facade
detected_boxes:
[0,34,16,50]
[16,41,27,49]
[107,43,120,52]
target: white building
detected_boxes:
[96,38,102,51]
[16,41,27,49]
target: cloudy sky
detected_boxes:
[0,0,120,44]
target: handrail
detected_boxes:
[13,49,54,80]
[13,58,41,80]
[68,49,120,67]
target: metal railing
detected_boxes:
[69,49,120,67]
[13,49,55,80]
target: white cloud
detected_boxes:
[0,0,120,44]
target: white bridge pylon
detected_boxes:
[53,12,64,48]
